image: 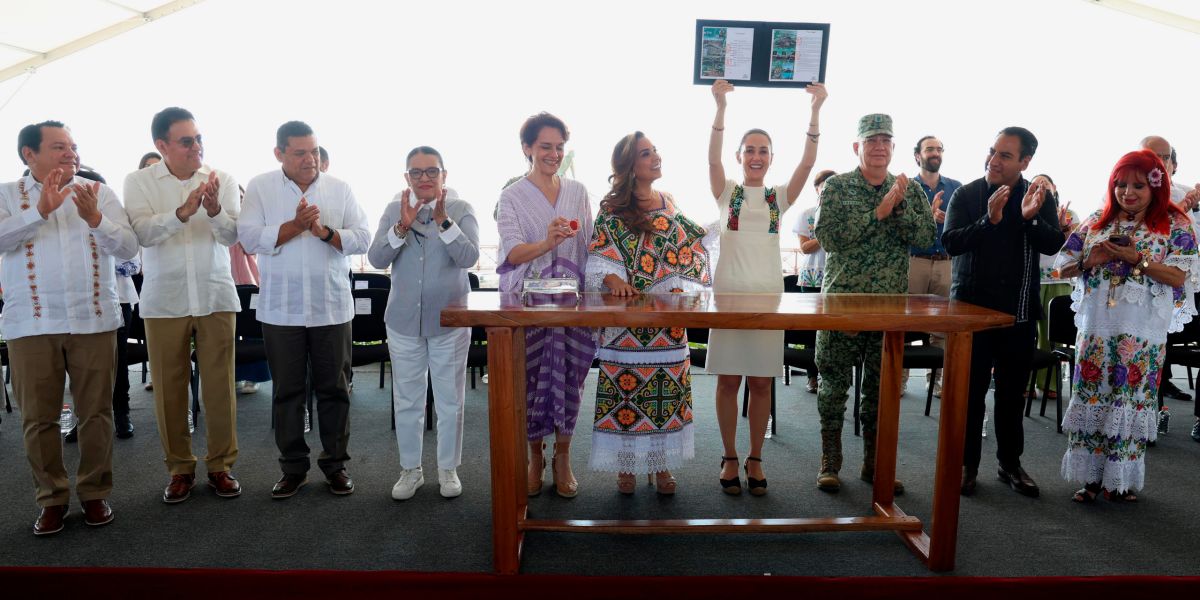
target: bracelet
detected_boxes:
[712,126,724,131]
[806,132,820,142]
[394,222,408,238]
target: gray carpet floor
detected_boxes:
[1,365,1198,576]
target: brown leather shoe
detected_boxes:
[207,471,242,498]
[33,505,68,536]
[82,499,114,527]
[163,473,196,504]
[271,473,307,499]
[326,469,354,495]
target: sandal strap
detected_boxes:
[720,456,738,465]
[746,456,762,463]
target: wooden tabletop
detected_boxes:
[441,292,1013,332]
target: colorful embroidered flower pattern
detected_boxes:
[639,253,655,273]
[618,373,639,392]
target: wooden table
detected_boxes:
[441,292,1013,574]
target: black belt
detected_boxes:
[913,254,950,261]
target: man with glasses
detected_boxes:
[813,114,936,494]
[238,121,371,499]
[125,107,243,503]
[943,127,1062,498]
[904,135,961,398]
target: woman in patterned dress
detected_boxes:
[496,112,596,498]
[585,131,713,495]
[704,79,827,496]
[1053,149,1197,503]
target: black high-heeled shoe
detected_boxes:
[745,456,767,496]
[720,456,741,495]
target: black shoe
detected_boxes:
[744,456,767,496]
[961,467,978,496]
[64,425,78,444]
[1191,419,1200,443]
[1162,382,1192,402]
[719,456,741,495]
[114,412,134,439]
[997,464,1039,498]
[271,474,307,499]
[326,469,354,495]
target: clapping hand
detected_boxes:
[931,190,945,224]
[876,173,909,220]
[1179,185,1200,213]
[201,171,222,217]
[986,185,1011,225]
[292,197,320,232]
[36,167,72,219]
[1020,181,1047,220]
[432,189,448,224]
[176,183,205,223]
[71,181,103,228]
[1057,201,1075,233]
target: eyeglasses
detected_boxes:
[174,135,203,149]
[407,167,442,180]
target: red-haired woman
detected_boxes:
[1054,149,1197,503]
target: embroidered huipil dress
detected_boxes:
[706,180,790,377]
[1053,210,1198,493]
[584,195,712,473]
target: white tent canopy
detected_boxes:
[0,0,203,84]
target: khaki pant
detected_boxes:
[10,331,116,507]
[144,313,238,475]
[907,256,952,385]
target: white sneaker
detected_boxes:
[236,381,259,395]
[438,469,462,498]
[391,467,424,500]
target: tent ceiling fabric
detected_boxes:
[1087,0,1200,33]
[0,0,203,84]
[0,0,1196,86]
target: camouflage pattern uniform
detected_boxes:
[813,160,936,486]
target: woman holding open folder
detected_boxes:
[703,79,827,496]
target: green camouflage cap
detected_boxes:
[857,114,893,139]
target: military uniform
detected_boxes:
[812,116,936,488]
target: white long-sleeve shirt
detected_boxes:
[0,174,139,340]
[123,162,240,318]
[237,170,371,327]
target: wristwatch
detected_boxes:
[320,225,335,243]
[439,218,454,232]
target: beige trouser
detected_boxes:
[907,255,953,384]
[10,331,116,507]
[144,312,238,475]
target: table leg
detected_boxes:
[873,331,904,506]
[927,330,972,571]
[486,326,527,574]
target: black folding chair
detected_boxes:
[350,288,392,428]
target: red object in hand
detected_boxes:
[569,219,579,231]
